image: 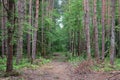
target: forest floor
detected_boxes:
[0,53,120,80]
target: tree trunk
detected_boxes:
[93,0,100,60]
[107,0,111,37]
[84,0,91,59]
[41,0,45,56]
[110,0,115,65]
[101,0,106,61]
[32,0,39,61]
[78,31,81,56]
[6,0,15,72]
[1,4,5,58]
[27,0,32,59]
[16,0,24,64]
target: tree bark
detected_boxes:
[93,0,100,60]
[16,0,24,64]
[1,4,5,58]
[101,0,106,61]
[110,0,115,65]
[27,0,32,59]
[41,0,45,56]
[6,0,15,72]
[106,0,111,38]
[84,0,91,59]
[32,0,39,61]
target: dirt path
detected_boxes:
[21,52,73,80]
[22,61,73,80]
[1,53,120,80]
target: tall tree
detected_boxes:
[32,0,39,61]
[1,4,5,58]
[27,0,32,59]
[16,0,25,64]
[84,0,91,59]
[93,0,100,60]
[41,0,45,56]
[4,0,15,72]
[101,0,106,61]
[106,0,111,40]
[110,0,115,65]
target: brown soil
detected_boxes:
[1,53,120,80]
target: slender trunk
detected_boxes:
[3,0,8,56]
[118,0,120,55]
[4,18,8,56]
[6,0,15,72]
[16,0,24,64]
[101,0,105,61]
[78,31,81,56]
[110,0,115,65]
[107,0,111,37]
[93,0,100,60]
[71,30,74,56]
[41,0,45,56]
[32,0,39,61]
[1,4,5,58]
[69,30,72,52]
[27,0,32,59]
[4,0,8,56]
[84,0,91,59]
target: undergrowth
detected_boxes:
[68,55,86,66]
[92,58,120,72]
[67,55,120,72]
[0,57,51,72]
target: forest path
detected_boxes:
[1,52,120,80]
[22,52,74,80]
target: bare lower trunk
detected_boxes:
[93,0,100,60]
[32,0,39,61]
[41,0,45,56]
[78,31,81,56]
[16,0,25,64]
[1,4,5,58]
[27,0,32,59]
[84,0,91,59]
[110,0,115,65]
[6,0,15,72]
[101,0,106,61]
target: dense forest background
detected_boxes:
[0,0,120,79]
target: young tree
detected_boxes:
[93,0,100,60]
[4,0,15,72]
[32,0,39,61]
[16,0,25,64]
[84,0,91,59]
[27,0,32,59]
[1,4,5,58]
[101,0,106,61]
[110,0,115,65]
[41,0,45,56]
[106,0,111,38]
